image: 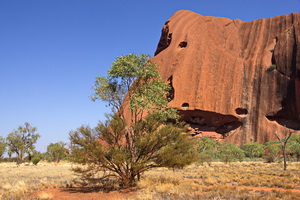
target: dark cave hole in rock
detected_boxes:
[167,76,174,102]
[179,109,243,135]
[179,41,187,48]
[266,115,300,130]
[235,108,248,115]
[181,103,189,108]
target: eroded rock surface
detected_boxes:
[152,10,300,144]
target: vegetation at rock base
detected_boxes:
[219,143,245,163]
[69,53,198,188]
[288,133,300,161]
[197,137,219,166]
[241,142,264,158]
[6,122,40,164]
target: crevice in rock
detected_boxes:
[179,109,243,136]
[167,76,174,102]
[235,108,248,115]
[154,21,172,56]
[178,41,187,48]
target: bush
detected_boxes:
[197,137,220,165]
[289,133,300,161]
[219,143,245,164]
[241,142,264,158]
[31,157,41,165]
[263,141,281,163]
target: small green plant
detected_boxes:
[31,157,41,165]
[269,49,274,53]
[267,64,277,71]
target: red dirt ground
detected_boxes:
[27,187,136,200]
[27,185,300,200]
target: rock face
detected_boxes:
[152,10,300,145]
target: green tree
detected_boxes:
[6,122,40,164]
[219,143,245,164]
[289,133,300,161]
[197,137,220,166]
[70,54,198,188]
[46,142,67,162]
[0,136,7,158]
[241,142,264,159]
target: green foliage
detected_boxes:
[0,136,7,158]
[267,64,277,71]
[71,54,197,188]
[289,133,300,161]
[46,142,67,162]
[70,114,198,187]
[91,53,178,120]
[219,143,245,164]
[31,156,41,165]
[197,137,220,165]
[263,141,281,163]
[241,142,264,158]
[6,122,40,164]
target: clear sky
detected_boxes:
[1,0,299,153]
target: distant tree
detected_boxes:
[289,133,300,161]
[197,137,220,166]
[263,141,281,163]
[274,130,293,170]
[0,136,7,158]
[70,54,198,188]
[29,150,44,162]
[6,122,40,164]
[219,143,245,164]
[241,142,264,159]
[46,142,67,162]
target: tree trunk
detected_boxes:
[282,147,287,171]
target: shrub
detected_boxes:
[241,142,264,158]
[263,141,281,163]
[31,157,41,165]
[197,137,220,165]
[219,143,245,164]
[288,133,300,161]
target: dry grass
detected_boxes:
[1,161,300,199]
[135,162,300,200]
[0,161,77,199]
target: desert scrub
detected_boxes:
[133,162,300,200]
[0,162,78,199]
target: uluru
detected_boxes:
[151,10,300,145]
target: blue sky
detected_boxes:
[1,0,299,153]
